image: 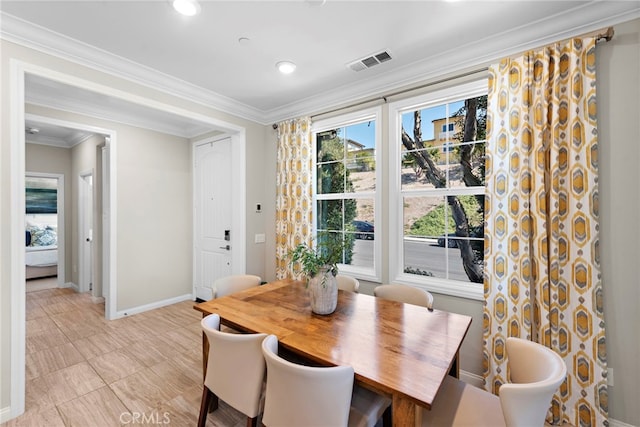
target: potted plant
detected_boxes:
[289,233,346,315]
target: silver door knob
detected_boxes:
[219,245,230,250]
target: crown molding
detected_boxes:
[25,133,92,149]
[0,12,268,124]
[25,136,71,149]
[25,92,211,140]
[3,2,640,126]
[68,132,94,147]
[263,1,640,123]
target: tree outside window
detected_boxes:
[400,94,487,285]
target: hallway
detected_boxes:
[3,287,244,426]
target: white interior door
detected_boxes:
[79,173,93,293]
[194,138,233,300]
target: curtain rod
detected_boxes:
[309,67,488,120]
[593,26,614,43]
[302,26,614,123]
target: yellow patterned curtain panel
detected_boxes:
[275,117,313,279]
[484,38,607,427]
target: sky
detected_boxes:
[342,100,464,148]
[343,120,375,148]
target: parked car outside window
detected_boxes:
[352,220,374,240]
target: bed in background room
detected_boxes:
[25,223,58,279]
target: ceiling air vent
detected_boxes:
[348,50,392,72]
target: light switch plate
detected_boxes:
[255,233,265,243]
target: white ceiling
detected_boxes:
[2,1,640,141]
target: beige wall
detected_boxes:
[262,126,279,282]
[115,125,192,308]
[596,18,640,426]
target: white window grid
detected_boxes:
[312,107,382,282]
[388,79,487,300]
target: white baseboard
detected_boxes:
[91,296,105,304]
[60,281,78,291]
[114,293,193,319]
[0,405,13,424]
[610,418,638,427]
[459,369,485,388]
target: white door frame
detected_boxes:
[7,59,246,421]
[24,171,65,289]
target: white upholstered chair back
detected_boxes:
[421,337,567,427]
[261,334,391,427]
[211,274,261,299]
[499,337,567,426]
[374,283,433,310]
[198,314,267,427]
[336,274,360,292]
[261,334,354,426]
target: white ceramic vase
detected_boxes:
[308,266,338,315]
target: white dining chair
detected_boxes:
[336,274,360,292]
[421,337,567,427]
[209,274,263,332]
[210,274,262,299]
[374,283,434,310]
[261,334,391,427]
[198,314,267,427]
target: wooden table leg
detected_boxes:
[392,394,417,427]
[202,316,209,381]
[448,350,460,378]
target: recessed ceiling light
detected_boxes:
[172,0,201,16]
[276,61,297,75]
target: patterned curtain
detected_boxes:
[275,117,313,279]
[484,38,607,427]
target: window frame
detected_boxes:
[311,106,382,282]
[388,79,487,300]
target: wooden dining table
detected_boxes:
[193,278,472,426]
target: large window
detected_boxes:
[312,108,381,281]
[389,80,487,299]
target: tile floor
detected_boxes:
[2,284,246,427]
[25,276,57,293]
